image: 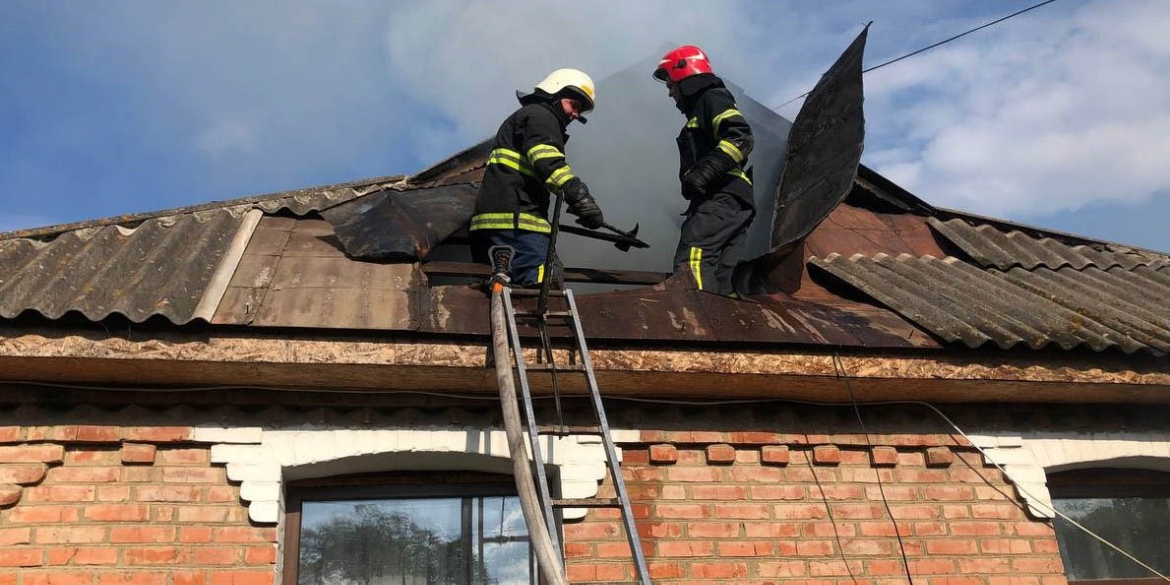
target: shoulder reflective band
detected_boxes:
[469,212,552,234]
[689,246,704,291]
[526,144,565,163]
[711,108,743,135]
[547,166,576,189]
[717,139,745,163]
[686,117,699,129]
[488,148,535,176]
[728,168,752,185]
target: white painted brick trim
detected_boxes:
[974,431,1170,519]
[196,427,614,524]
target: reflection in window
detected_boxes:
[297,496,533,585]
[1050,468,1170,583]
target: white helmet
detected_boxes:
[532,68,596,112]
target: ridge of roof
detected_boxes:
[0,174,407,242]
[933,206,1170,257]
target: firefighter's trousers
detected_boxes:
[673,192,754,295]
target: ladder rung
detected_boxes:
[508,289,566,298]
[512,310,574,319]
[525,363,586,373]
[553,498,621,508]
[537,425,604,436]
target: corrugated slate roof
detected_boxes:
[0,175,411,325]
[810,252,1170,355]
[928,217,1169,270]
[0,175,403,241]
[0,209,245,323]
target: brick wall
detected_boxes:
[564,431,1067,585]
[0,425,275,585]
[0,423,1069,585]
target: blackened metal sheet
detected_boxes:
[322,184,479,262]
[770,26,868,251]
[811,253,1169,354]
[928,217,1170,270]
[415,273,936,348]
[0,210,244,324]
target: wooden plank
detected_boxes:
[421,261,667,286]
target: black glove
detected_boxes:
[681,150,737,200]
[562,177,605,229]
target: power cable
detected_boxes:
[805,430,860,585]
[833,352,914,585]
[772,0,1064,112]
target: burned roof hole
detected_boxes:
[806,262,883,304]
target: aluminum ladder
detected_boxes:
[499,284,652,585]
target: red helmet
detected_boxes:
[653,45,713,84]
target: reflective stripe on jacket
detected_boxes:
[677,82,755,206]
[472,103,577,232]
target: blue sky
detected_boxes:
[3,0,1169,252]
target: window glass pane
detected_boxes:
[477,497,531,585]
[1053,496,1170,580]
[299,496,533,585]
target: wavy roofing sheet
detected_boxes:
[810,252,1170,355]
[0,210,246,324]
[928,217,1169,270]
[1,175,403,241]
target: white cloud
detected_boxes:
[383,1,752,143]
[864,0,1170,218]
[194,120,257,159]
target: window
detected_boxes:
[1049,468,1170,584]
[284,472,536,585]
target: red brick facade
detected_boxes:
[0,425,1067,585]
[579,431,1067,585]
[0,426,275,585]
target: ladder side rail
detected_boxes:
[563,290,653,585]
[502,288,564,562]
[537,191,567,316]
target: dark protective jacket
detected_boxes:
[471,101,578,234]
[676,74,755,207]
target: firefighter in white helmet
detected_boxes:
[470,68,605,286]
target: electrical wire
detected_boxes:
[805,431,860,585]
[906,401,1170,583]
[833,352,914,585]
[4,375,1168,579]
[772,0,1064,112]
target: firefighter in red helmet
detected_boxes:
[470,69,606,286]
[654,45,755,296]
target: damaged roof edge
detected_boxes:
[933,205,1170,255]
[0,174,407,241]
[408,140,493,186]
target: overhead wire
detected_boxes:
[804,430,861,585]
[771,0,1065,112]
[832,351,914,585]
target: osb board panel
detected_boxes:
[252,288,416,329]
[242,222,294,256]
[1,327,1168,399]
[2,355,1169,404]
[212,287,267,325]
[278,219,345,258]
[226,254,281,289]
[268,257,417,291]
